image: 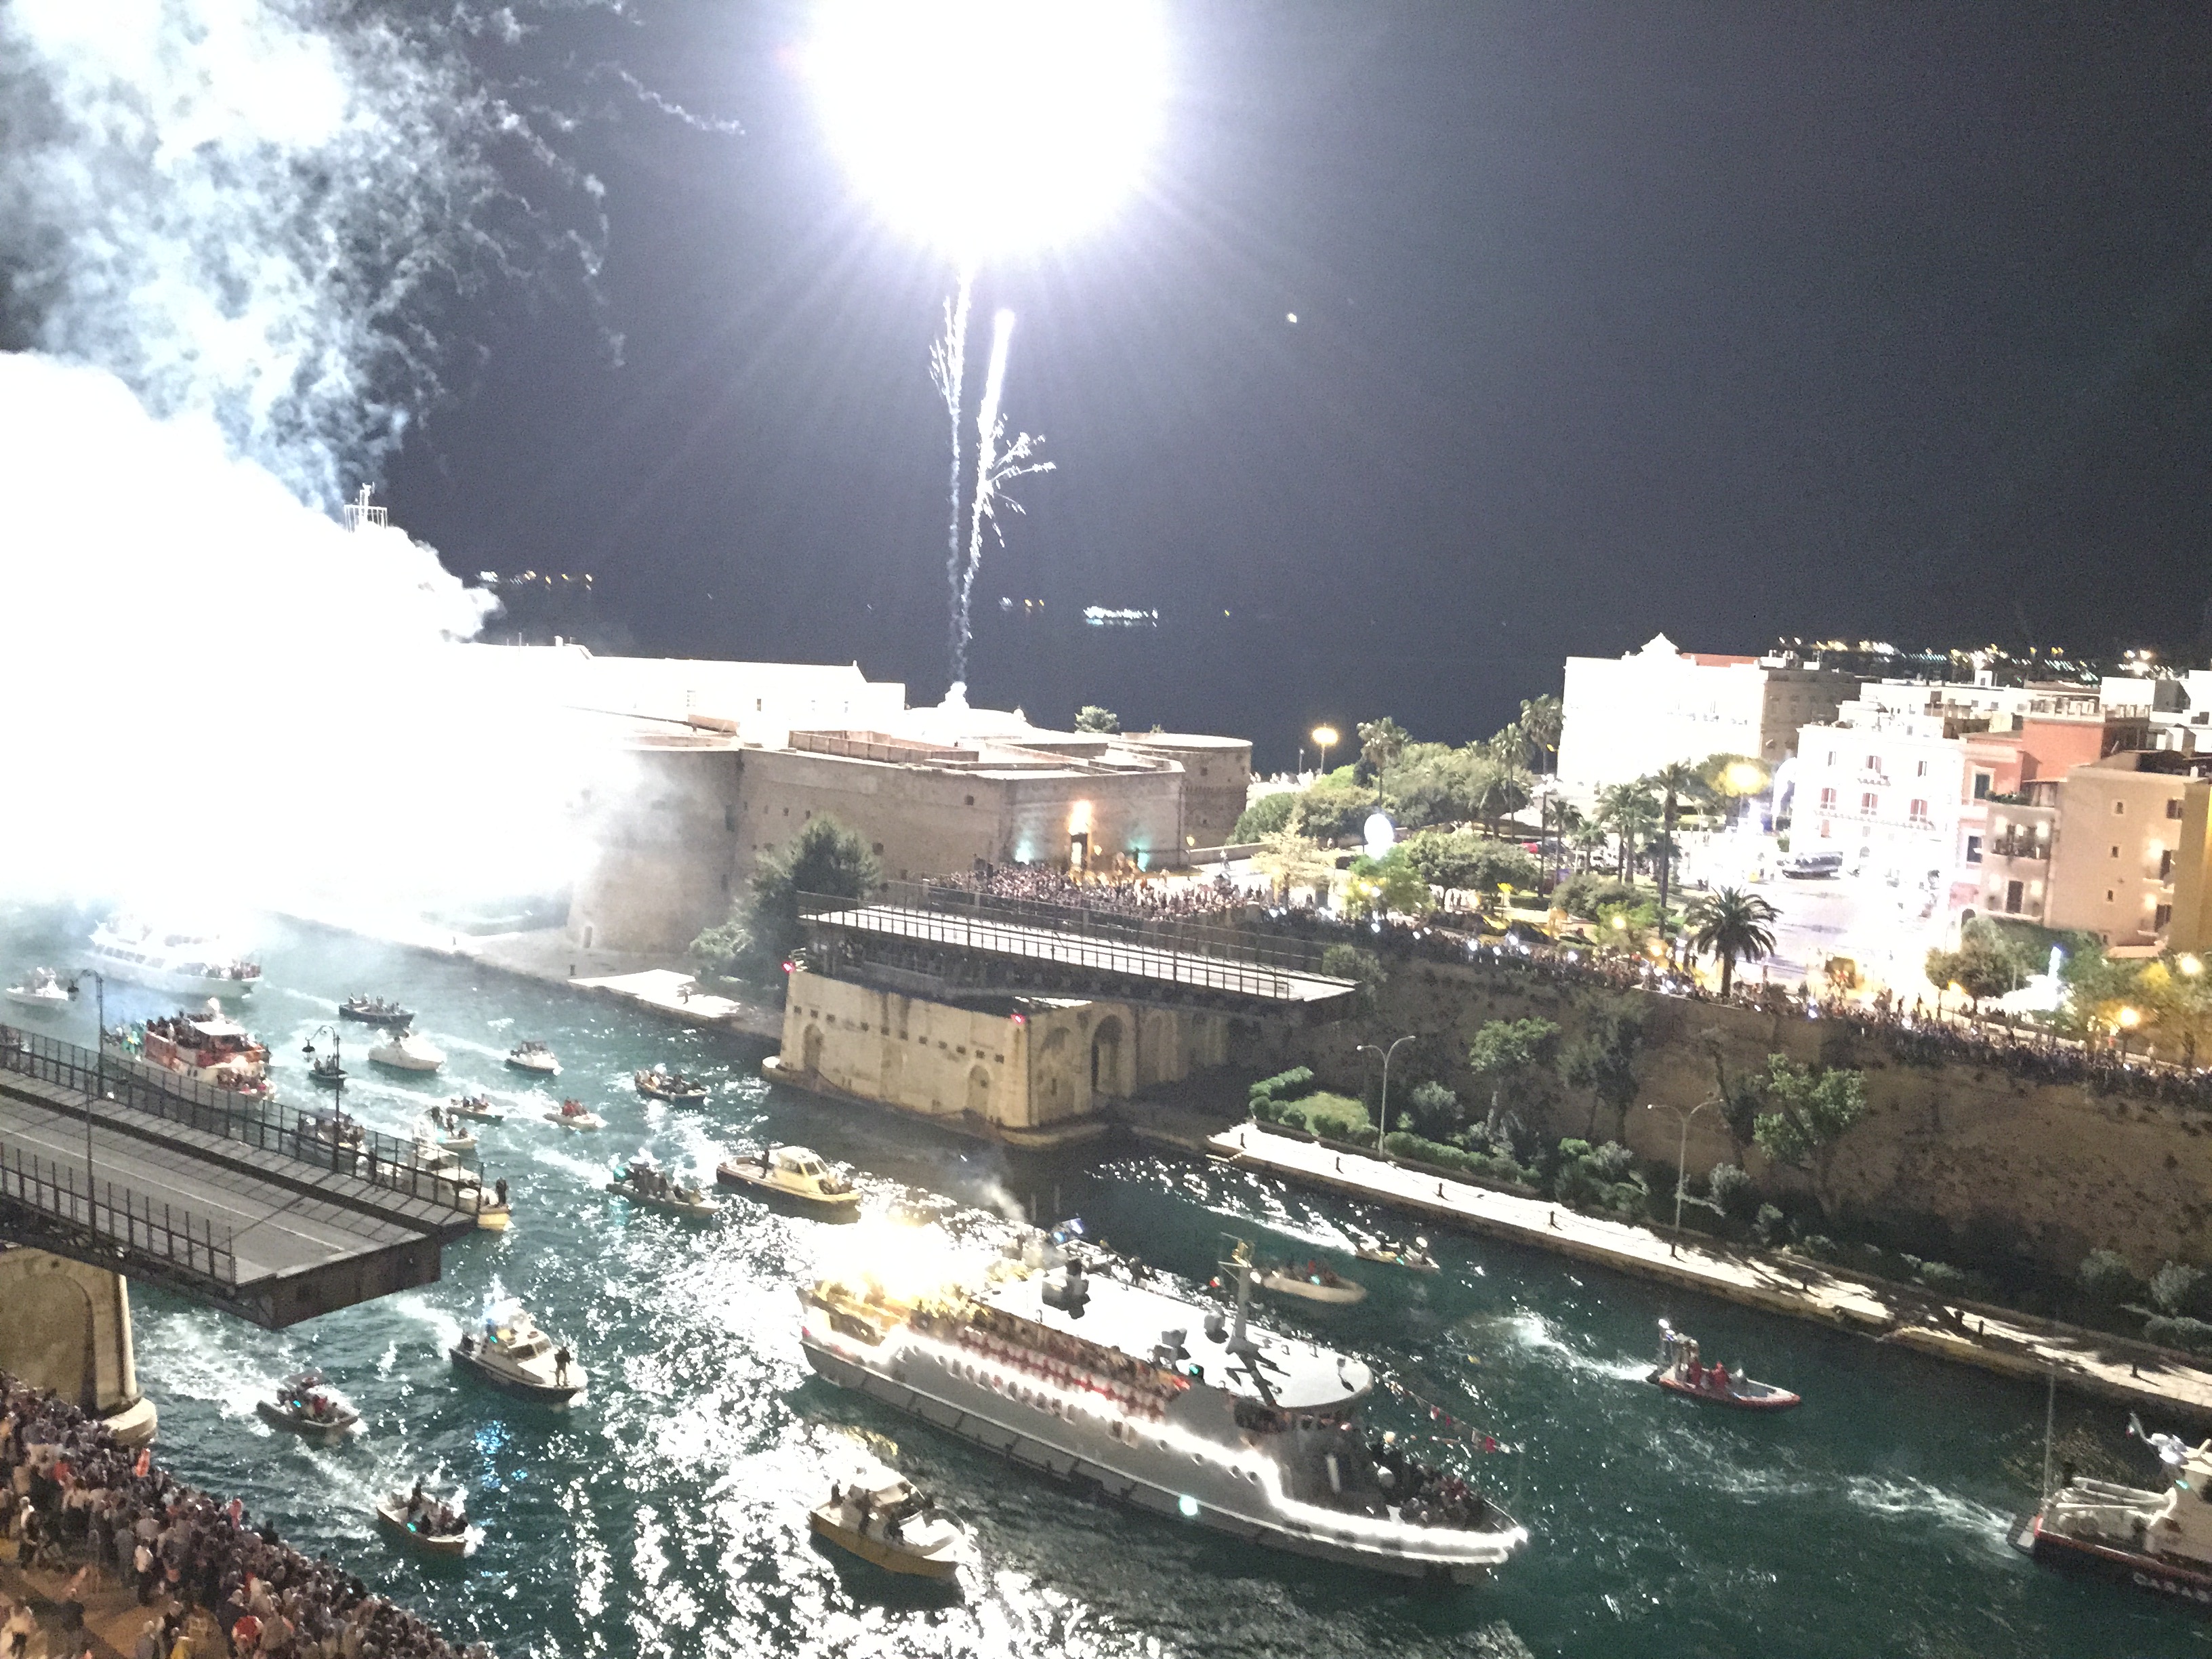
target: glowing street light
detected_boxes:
[1311,724,1339,777]
[2181,954,2205,979]
[2118,1005,2142,1029]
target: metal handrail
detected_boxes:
[803,896,1302,1000]
[801,880,1328,975]
[0,1024,478,1214]
[0,1137,237,1286]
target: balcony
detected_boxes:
[1990,836,2048,861]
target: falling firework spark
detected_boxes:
[929,270,974,678]
[950,306,1052,684]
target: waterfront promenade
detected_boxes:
[1209,1120,2212,1422]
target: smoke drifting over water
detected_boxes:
[0,0,625,926]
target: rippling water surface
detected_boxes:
[4,912,2207,1658]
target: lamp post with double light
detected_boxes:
[1644,1099,1717,1254]
[1357,1033,1415,1141]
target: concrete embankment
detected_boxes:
[1210,1120,2212,1423]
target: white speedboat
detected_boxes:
[374,1486,468,1557]
[417,1111,477,1156]
[800,1242,1525,1583]
[369,1030,445,1073]
[506,1040,560,1076]
[3,968,70,1015]
[450,1303,584,1404]
[717,1145,861,1219]
[606,1160,723,1219]
[255,1370,360,1442]
[544,1099,604,1132]
[809,1469,973,1581]
[87,919,259,998]
[1258,1259,1368,1305]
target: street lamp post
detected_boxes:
[64,970,107,1208]
[1644,1099,1717,1255]
[1311,724,1339,779]
[1356,1033,1415,1141]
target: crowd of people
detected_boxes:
[928,866,1250,924]
[0,1372,485,1659]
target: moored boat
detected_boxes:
[606,1160,723,1218]
[1647,1322,1801,1411]
[295,1108,366,1168]
[449,1302,584,1404]
[798,1236,1526,1583]
[544,1099,604,1132]
[808,1469,973,1581]
[255,1370,360,1441]
[3,968,70,1015]
[716,1145,861,1218]
[506,1040,560,1076]
[88,920,260,999]
[373,1483,469,1557]
[2011,1416,2212,1612]
[634,1066,709,1103]
[339,994,415,1026]
[1257,1258,1368,1305]
[369,1029,445,1073]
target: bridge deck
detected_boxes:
[810,902,1357,1006]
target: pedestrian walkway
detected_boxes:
[1209,1120,2212,1421]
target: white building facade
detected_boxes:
[1555,635,1856,798]
[1793,699,1970,904]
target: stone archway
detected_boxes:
[966,1064,993,1122]
[802,1023,824,1075]
[1090,1015,1126,1098]
[0,1259,97,1411]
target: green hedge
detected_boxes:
[1380,1131,1532,1189]
[1249,1067,1317,1108]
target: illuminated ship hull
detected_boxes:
[88,924,259,999]
[798,1270,1525,1584]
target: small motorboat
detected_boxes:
[1354,1235,1439,1274]
[506,1040,560,1076]
[295,1109,366,1167]
[606,1160,724,1219]
[254,1370,360,1441]
[374,1483,469,1557]
[1258,1259,1368,1305]
[716,1145,861,1218]
[544,1099,605,1132]
[634,1066,710,1103]
[447,1093,505,1123]
[369,1030,445,1073]
[450,1302,584,1404]
[1647,1322,1801,1412]
[339,995,416,1027]
[472,1180,512,1231]
[808,1470,973,1582]
[418,1109,477,1155]
[3,968,70,1015]
[307,1050,347,1090]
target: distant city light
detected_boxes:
[1083,606,1160,628]
[802,0,1168,260]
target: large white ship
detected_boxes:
[87,920,260,999]
[798,1240,1527,1583]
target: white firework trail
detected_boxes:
[928,269,975,680]
[951,306,1054,687]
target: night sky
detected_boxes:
[384,2,2212,763]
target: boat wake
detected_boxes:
[383,1292,464,1355]
[129,1311,276,1418]
[1842,1475,2017,1549]
[1492,1311,1652,1382]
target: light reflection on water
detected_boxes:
[1,909,2205,1658]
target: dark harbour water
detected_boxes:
[3,909,2207,1659]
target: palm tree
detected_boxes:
[1686,887,1779,996]
[1645,760,1708,932]
[1357,717,1409,778]
[1569,821,1608,874]
[1252,830,1336,903]
[1595,783,1656,880]
[1518,695,1563,773]
[1465,745,1533,837]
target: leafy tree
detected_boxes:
[1685,886,1779,996]
[1073,705,1121,733]
[1404,1079,1462,1141]
[693,813,880,985]
[1552,872,1639,920]
[1343,848,1434,918]
[1232,792,1298,842]
[1924,924,2032,1010]
[1253,830,1335,901]
[1376,742,1462,828]
[1558,998,1643,1139]
[2152,1261,2212,1319]
[1465,744,1533,835]
[1748,1057,1867,1217]
[1705,1162,1755,1220]
[2137,951,2212,1066]
[2057,941,2147,1040]
[1551,1137,1648,1220]
[1356,716,1410,779]
[1319,942,1387,1010]
[1400,829,1539,895]
[1467,1017,1561,1122]
[2078,1248,2143,1306]
[1292,777,1382,842]
[1644,761,1708,931]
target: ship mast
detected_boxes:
[1222,1237,1275,1408]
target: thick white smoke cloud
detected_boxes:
[0,0,625,933]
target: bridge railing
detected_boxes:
[800,889,1301,1000]
[0,1025,481,1215]
[0,1138,237,1287]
